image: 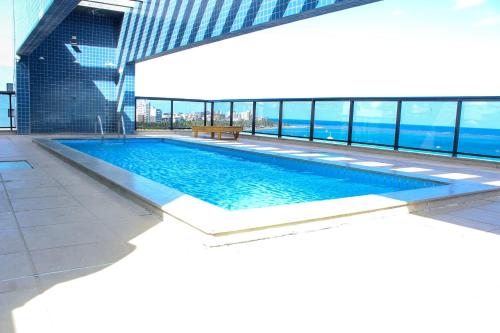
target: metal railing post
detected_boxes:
[347,100,354,145]
[278,101,283,138]
[394,100,402,150]
[9,93,13,130]
[170,100,174,130]
[252,101,256,135]
[452,100,463,157]
[309,100,315,141]
[210,102,214,126]
[204,101,207,126]
[229,101,234,126]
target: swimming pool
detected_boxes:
[58,138,440,210]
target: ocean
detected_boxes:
[255,119,500,158]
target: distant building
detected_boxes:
[233,110,252,121]
[155,108,162,123]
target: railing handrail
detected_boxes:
[134,95,500,160]
[120,113,126,140]
[135,95,500,103]
[96,115,104,140]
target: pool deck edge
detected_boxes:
[33,137,500,239]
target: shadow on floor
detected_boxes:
[411,197,500,234]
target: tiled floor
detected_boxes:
[0,133,499,333]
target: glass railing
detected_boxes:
[135,98,207,130]
[0,91,15,130]
[136,96,500,161]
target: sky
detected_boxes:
[137,0,500,100]
[0,0,14,90]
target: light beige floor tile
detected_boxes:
[488,228,500,235]
[319,157,356,161]
[31,241,134,274]
[11,195,80,212]
[63,183,113,196]
[4,178,60,190]
[483,194,500,202]
[54,174,101,186]
[15,206,97,228]
[38,265,108,291]
[473,201,500,214]
[75,194,152,217]
[0,229,26,255]
[0,198,12,214]
[0,170,49,181]
[0,212,16,230]
[432,172,481,180]
[351,161,393,167]
[21,222,116,251]
[391,167,431,173]
[7,186,68,200]
[291,153,327,157]
[447,207,500,226]
[101,215,161,242]
[0,276,38,294]
[0,252,34,281]
[434,215,499,232]
[0,288,53,333]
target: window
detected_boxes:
[255,102,280,135]
[399,102,456,152]
[352,101,398,146]
[458,102,500,157]
[313,101,350,142]
[281,102,311,138]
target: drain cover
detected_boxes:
[0,161,33,170]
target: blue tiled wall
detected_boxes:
[18,8,122,133]
[15,58,31,134]
[120,63,136,133]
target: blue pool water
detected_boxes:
[59,138,440,210]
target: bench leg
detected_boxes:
[234,132,239,140]
[194,131,198,138]
[218,132,222,140]
[211,132,214,139]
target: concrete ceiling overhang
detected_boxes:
[79,0,142,12]
[17,0,81,56]
[16,0,141,56]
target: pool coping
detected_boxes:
[34,137,500,236]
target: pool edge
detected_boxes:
[33,137,500,238]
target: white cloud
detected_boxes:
[478,15,500,26]
[391,8,404,16]
[454,0,486,10]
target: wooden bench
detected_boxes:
[192,126,244,140]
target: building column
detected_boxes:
[117,62,135,134]
[15,57,31,135]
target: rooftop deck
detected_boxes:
[1,133,499,332]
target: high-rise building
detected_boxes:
[9,0,378,134]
